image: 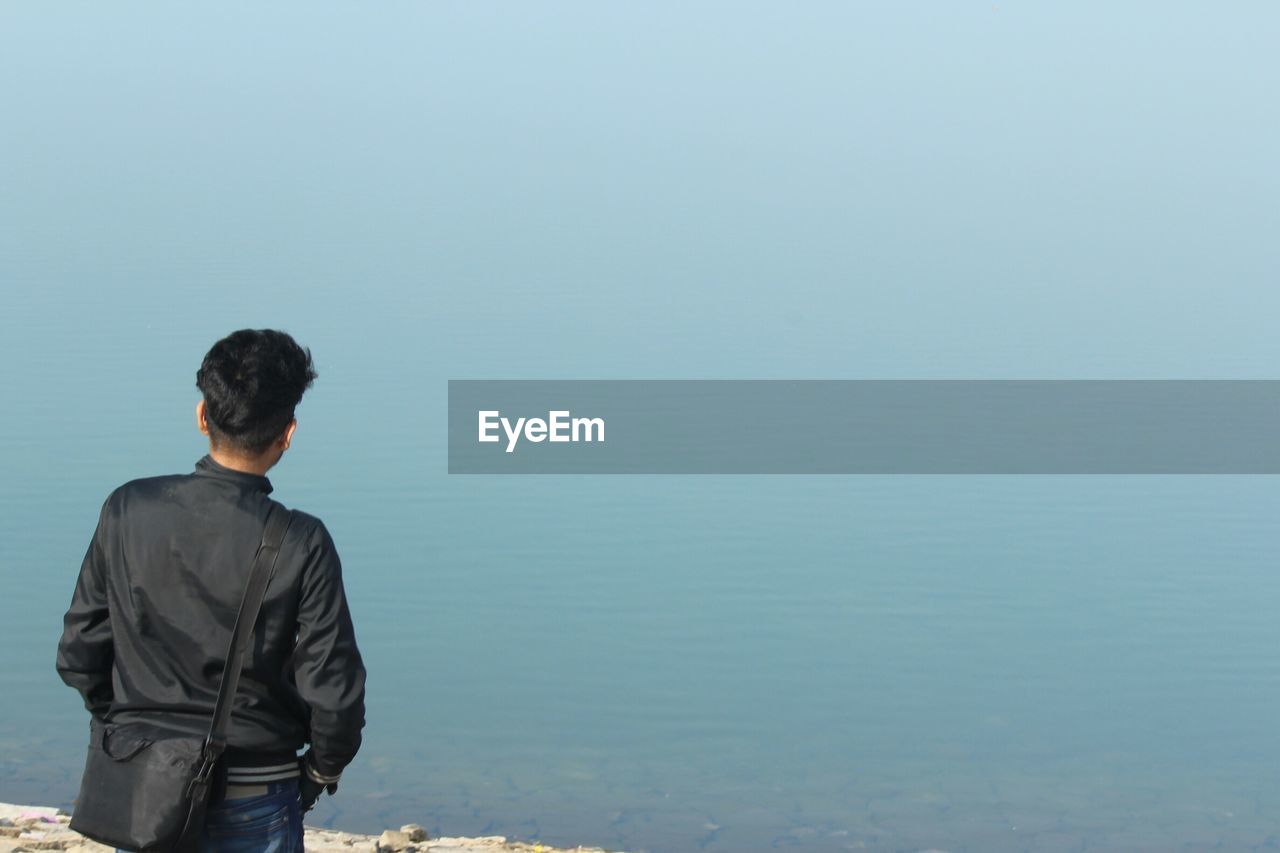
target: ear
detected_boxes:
[196,400,210,436]
[280,418,298,451]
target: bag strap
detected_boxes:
[205,503,293,757]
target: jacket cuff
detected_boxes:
[303,754,343,785]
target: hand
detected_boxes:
[297,754,340,813]
[299,775,328,813]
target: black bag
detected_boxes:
[70,505,294,852]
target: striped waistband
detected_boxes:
[225,760,300,784]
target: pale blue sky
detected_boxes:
[2,2,1276,389]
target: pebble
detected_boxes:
[378,830,414,851]
[401,825,429,843]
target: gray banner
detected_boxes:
[447,380,1280,474]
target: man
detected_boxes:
[57,329,366,851]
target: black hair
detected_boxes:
[196,329,317,455]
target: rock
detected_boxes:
[320,829,360,845]
[0,806,60,823]
[377,829,414,850]
[0,803,623,853]
[399,824,428,843]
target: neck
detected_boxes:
[208,445,278,477]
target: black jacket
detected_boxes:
[56,455,366,779]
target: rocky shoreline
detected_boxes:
[0,804,620,853]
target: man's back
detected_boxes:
[58,455,365,779]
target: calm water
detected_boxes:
[3,4,1279,851]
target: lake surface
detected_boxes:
[3,4,1279,851]
[6,458,1279,850]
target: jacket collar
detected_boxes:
[194,455,274,494]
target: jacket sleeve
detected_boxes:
[293,520,367,780]
[56,499,115,718]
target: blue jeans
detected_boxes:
[200,779,304,853]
